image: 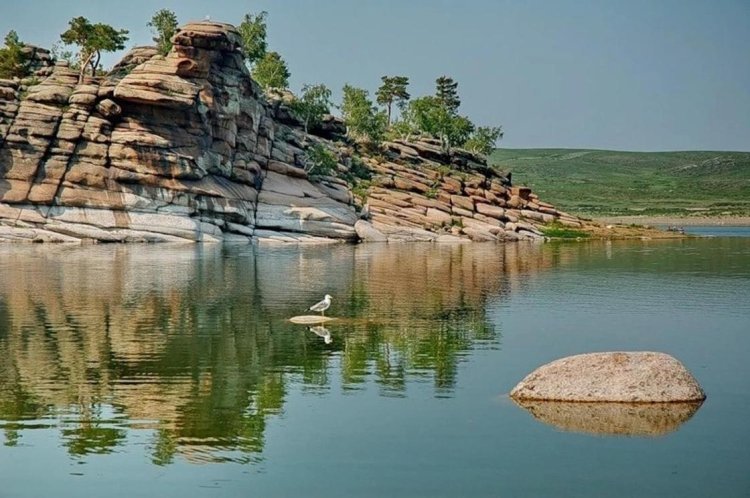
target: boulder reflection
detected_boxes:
[0,242,555,463]
[513,399,704,436]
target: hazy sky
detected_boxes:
[3,0,749,151]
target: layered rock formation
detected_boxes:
[355,138,583,242]
[0,21,582,244]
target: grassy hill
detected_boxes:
[490,149,750,217]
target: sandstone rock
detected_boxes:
[425,207,452,226]
[96,99,122,118]
[441,177,462,194]
[450,194,474,212]
[354,220,387,242]
[508,195,524,209]
[0,21,584,245]
[461,227,497,242]
[475,203,505,220]
[449,206,472,218]
[510,352,706,402]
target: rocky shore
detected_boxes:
[1,21,650,244]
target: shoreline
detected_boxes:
[593,215,750,227]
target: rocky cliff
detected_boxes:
[0,21,584,244]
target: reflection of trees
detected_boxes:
[0,242,554,463]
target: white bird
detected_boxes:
[309,294,332,316]
[309,325,332,344]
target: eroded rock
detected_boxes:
[0,21,587,244]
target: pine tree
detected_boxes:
[0,31,28,79]
[60,17,129,82]
[435,76,460,113]
[375,75,410,125]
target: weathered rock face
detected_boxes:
[0,21,582,244]
[0,22,359,243]
[510,352,706,402]
[351,138,588,242]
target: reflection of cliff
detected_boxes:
[0,243,555,462]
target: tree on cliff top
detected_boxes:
[0,31,29,79]
[406,95,474,152]
[435,76,460,113]
[289,84,332,134]
[342,84,387,145]
[238,11,268,66]
[464,126,504,156]
[376,76,410,125]
[252,51,290,90]
[148,9,178,55]
[60,17,129,83]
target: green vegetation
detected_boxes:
[371,75,503,156]
[303,143,338,178]
[252,51,290,90]
[289,83,332,134]
[435,75,460,112]
[540,221,590,239]
[238,11,268,65]
[351,179,373,202]
[60,16,129,82]
[375,76,410,125]
[341,84,387,145]
[238,10,291,91]
[0,31,29,78]
[405,95,473,151]
[148,9,178,55]
[464,126,504,156]
[491,148,750,216]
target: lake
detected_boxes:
[1,233,749,497]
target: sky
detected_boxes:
[3,0,749,151]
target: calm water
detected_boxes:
[1,234,749,497]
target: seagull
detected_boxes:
[309,325,332,344]
[309,294,332,316]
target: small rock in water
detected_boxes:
[510,351,705,402]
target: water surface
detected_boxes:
[1,236,748,497]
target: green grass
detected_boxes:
[490,148,750,217]
[540,222,590,239]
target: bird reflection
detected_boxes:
[308,325,332,344]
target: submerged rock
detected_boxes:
[510,352,705,402]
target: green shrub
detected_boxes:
[352,180,372,202]
[304,143,338,179]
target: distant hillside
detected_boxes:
[490,149,750,217]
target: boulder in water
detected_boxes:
[510,352,706,402]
